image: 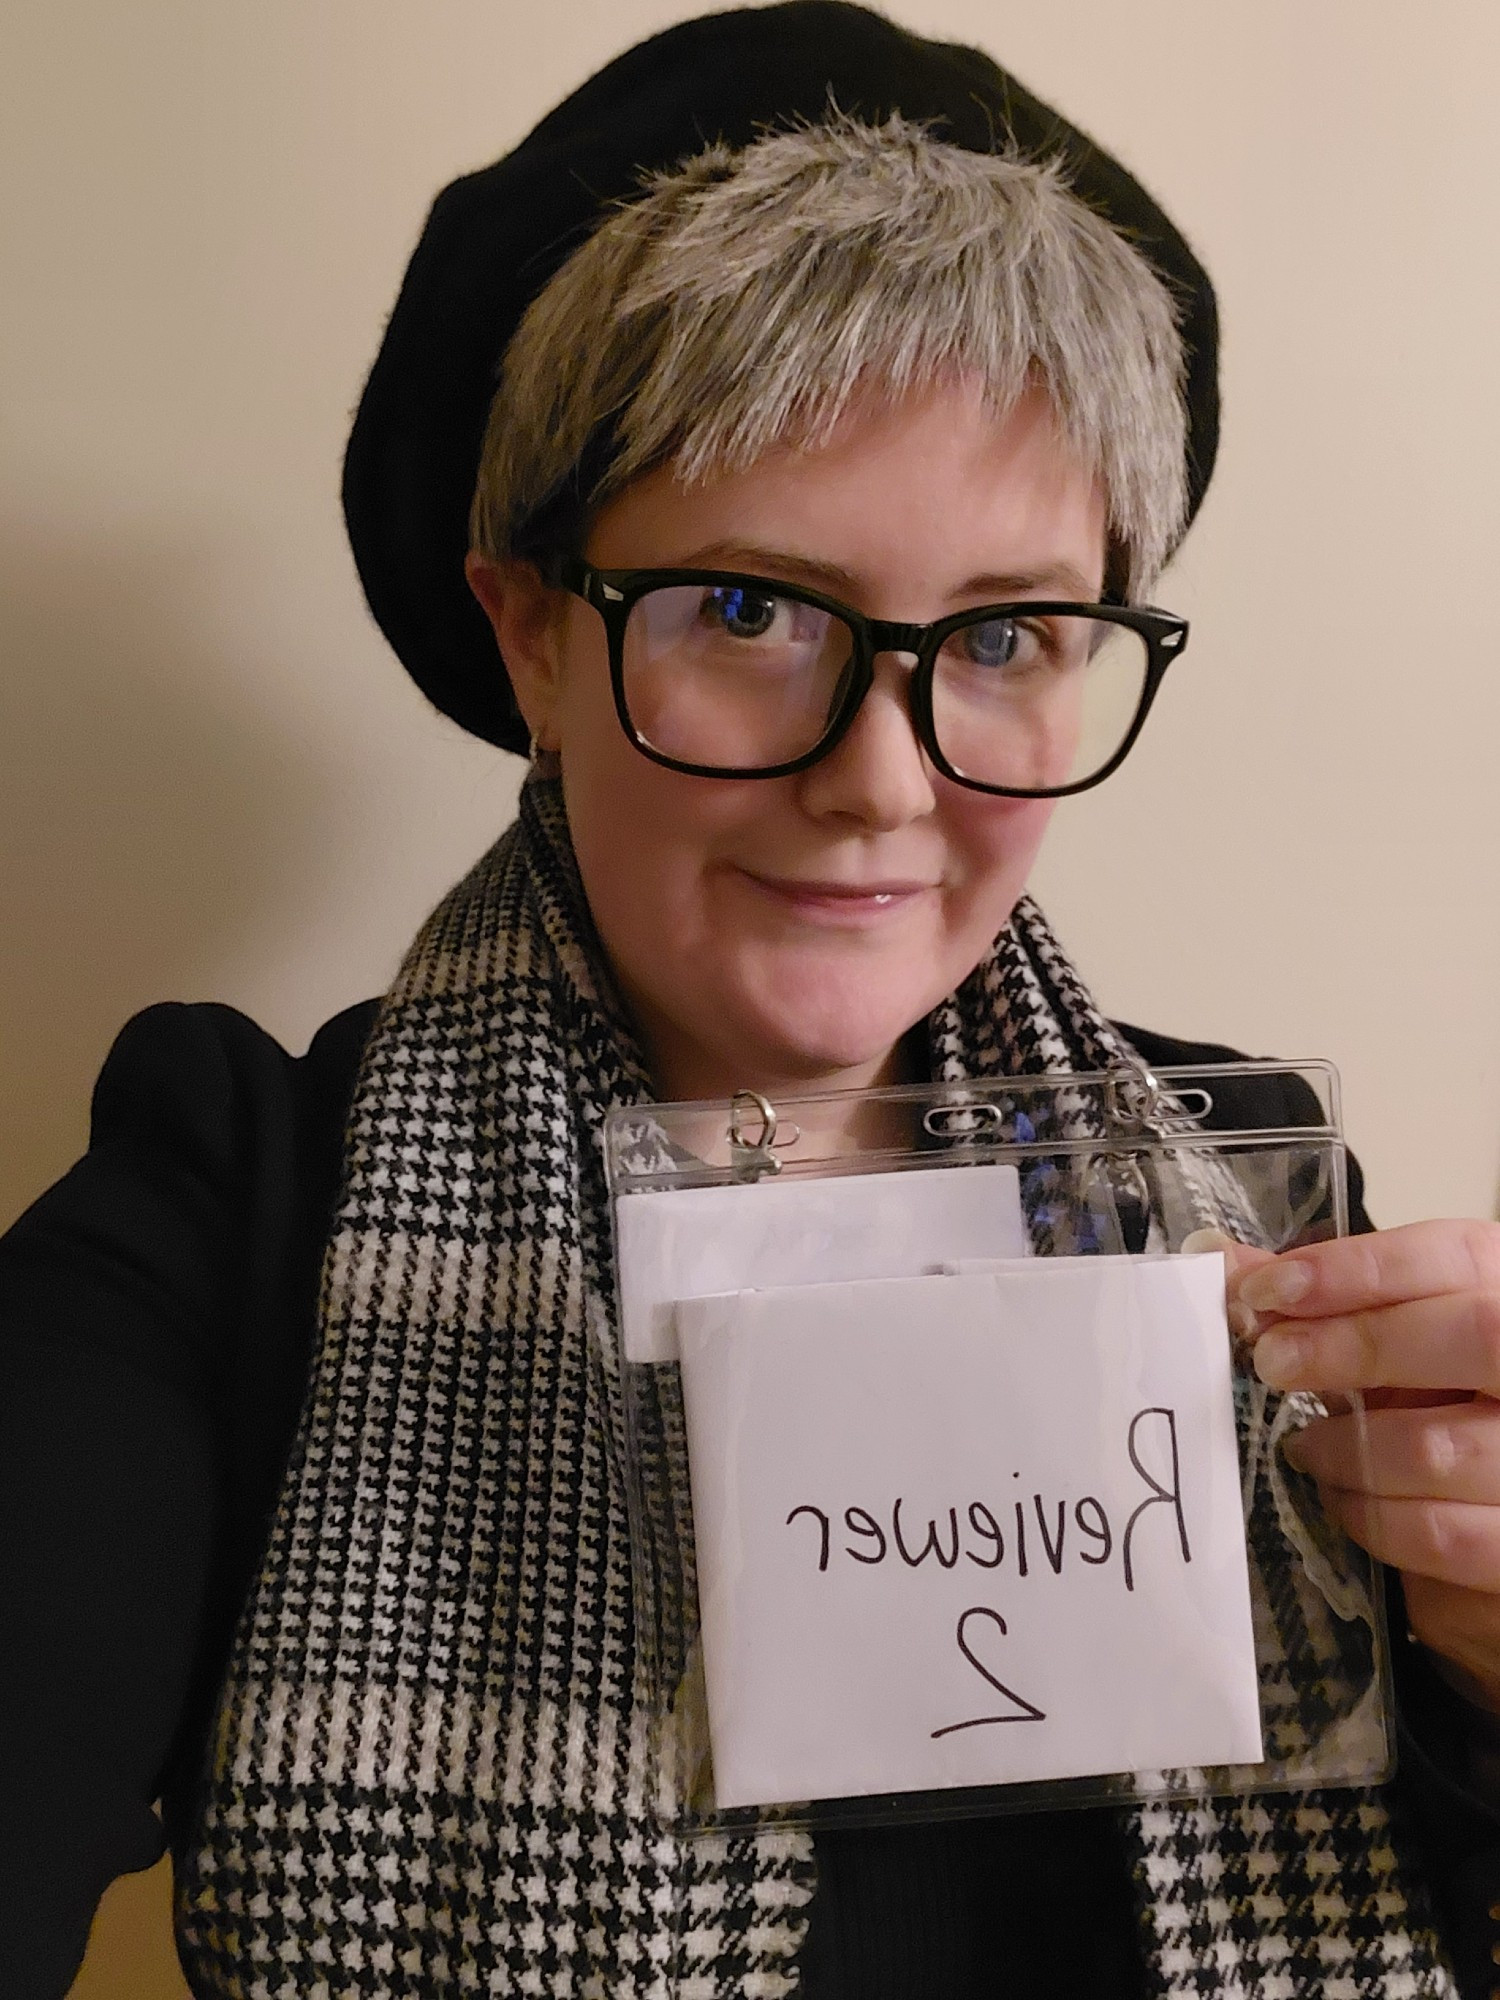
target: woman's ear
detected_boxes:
[464,552,566,752]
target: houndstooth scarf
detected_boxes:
[176,773,1457,1997]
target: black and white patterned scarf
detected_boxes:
[176,773,1457,1996]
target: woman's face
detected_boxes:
[483,380,1107,1102]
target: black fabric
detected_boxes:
[1390,1577,1500,2000]
[341,0,1220,753]
[0,1000,1492,1998]
[799,1808,1147,2000]
[0,1000,376,1997]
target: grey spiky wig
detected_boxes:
[470,115,1189,601]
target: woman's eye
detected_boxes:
[702,587,780,639]
[961,618,1021,669]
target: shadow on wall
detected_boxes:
[0,513,333,1230]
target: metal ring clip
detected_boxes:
[728,1089,780,1154]
[1104,1065,1214,1134]
[1104,1064,1163,1133]
[726,1091,800,1179]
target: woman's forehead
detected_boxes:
[588,381,1109,598]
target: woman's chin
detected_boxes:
[627,943,958,1099]
[724,989,929,1091]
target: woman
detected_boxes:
[2,4,1495,1995]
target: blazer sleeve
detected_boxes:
[0,998,373,2000]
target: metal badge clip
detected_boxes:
[1104,1061,1163,1135]
[727,1089,798,1181]
[1104,1062,1213,1135]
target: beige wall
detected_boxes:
[1,3,1496,1986]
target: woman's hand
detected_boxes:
[1220,1221,1500,1717]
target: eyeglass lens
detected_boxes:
[621,581,1150,791]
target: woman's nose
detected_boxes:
[796,652,936,829]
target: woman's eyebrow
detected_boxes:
[663,542,1099,602]
[673,541,859,592]
[958,564,1101,601]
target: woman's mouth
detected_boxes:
[736,871,933,923]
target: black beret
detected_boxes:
[342,0,1219,754]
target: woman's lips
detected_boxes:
[736,870,934,922]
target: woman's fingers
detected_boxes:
[1282,1400,1497,1501]
[1282,1402,1500,1592]
[1204,1219,1500,1707]
[1250,1291,1500,1396]
[1315,1488,1500,1591]
[1232,1219,1500,1322]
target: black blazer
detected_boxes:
[0,1002,1494,1997]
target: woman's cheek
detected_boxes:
[954,791,1056,908]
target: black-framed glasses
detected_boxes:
[545,555,1189,799]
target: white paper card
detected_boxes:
[615,1163,1027,1363]
[675,1254,1262,1808]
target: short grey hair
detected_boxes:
[470,114,1189,600]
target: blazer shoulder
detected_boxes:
[2,997,381,1401]
[88,995,378,1151]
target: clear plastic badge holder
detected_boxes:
[603,1060,1393,1834]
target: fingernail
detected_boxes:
[1227,1299,1261,1344]
[1181,1228,1236,1256]
[1239,1260,1313,1313]
[1254,1327,1308,1387]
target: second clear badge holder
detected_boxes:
[604,1061,1393,1835]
